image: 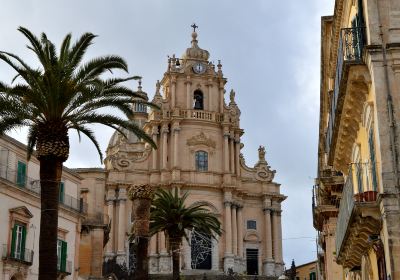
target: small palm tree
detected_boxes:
[149,188,222,280]
[0,27,156,280]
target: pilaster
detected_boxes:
[105,188,116,257]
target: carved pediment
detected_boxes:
[186,132,216,148]
[9,206,33,219]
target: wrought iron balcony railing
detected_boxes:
[335,163,378,257]
[58,260,72,274]
[2,244,34,265]
[0,164,87,213]
[325,27,366,156]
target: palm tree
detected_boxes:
[0,27,156,280]
[128,184,156,280]
[149,188,222,280]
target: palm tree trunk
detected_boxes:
[135,235,149,280]
[132,197,152,280]
[38,156,63,280]
[171,237,181,280]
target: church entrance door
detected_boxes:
[246,249,258,275]
[191,231,212,270]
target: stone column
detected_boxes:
[105,188,116,256]
[223,131,230,173]
[182,231,192,270]
[212,236,219,270]
[161,124,169,170]
[224,191,234,271]
[149,235,159,273]
[231,204,238,256]
[173,124,180,168]
[276,210,283,272]
[230,133,235,173]
[171,76,176,108]
[235,135,241,176]
[207,79,212,110]
[237,205,244,259]
[116,188,127,264]
[159,231,167,253]
[219,82,224,113]
[186,77,192,109]
[152,126,159,170]
[263,207,274,276]
[272,209,283,275]
[224,200,232,254]
[159,231,170,273]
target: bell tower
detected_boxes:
[145,25,242,185]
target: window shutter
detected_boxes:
[21,226,26,258]
[60,240,67,272]
[59,182,65,203]
[17,162,26,187]
[369,130,378,191]
[10,224,17,258]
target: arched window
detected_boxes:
[193,90,204,110]
[195,151,208,171]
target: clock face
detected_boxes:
[193,62,206,74]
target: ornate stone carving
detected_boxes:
[228,90,241,126]
[106,147,152,171]
[239,146,276,182]
[186,132,216,148]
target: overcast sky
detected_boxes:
[0,0,334,268]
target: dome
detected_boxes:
[107,119,146,149]
[181,31,210,61]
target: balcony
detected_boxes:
[58,260,72,275]
[0,166,87,213]
[325,27,369,168]
[335,163,381,268]
[148,108,224,123]
[2,244,34,265]
[313,169,344,231]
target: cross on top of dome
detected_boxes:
[182,23,210,61]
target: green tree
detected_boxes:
[149,188,222,280]
[0,27,156,280]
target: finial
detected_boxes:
[191,23,198,32]
[138,78,142,92]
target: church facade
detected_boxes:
[77,28,285,278]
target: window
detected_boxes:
[193,90,204,110]
[57,239,67,272]
[11,223,26,260]
[195,151,208,171]
[16,161,26,187]
[59,182,65,203]
[309,272,316,280]
[247,220,257,230]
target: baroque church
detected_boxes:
[76,27,286,278]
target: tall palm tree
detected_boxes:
[0,27,156,280]
[149,188,222,280]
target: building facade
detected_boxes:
[314,0,400,280]
[290,261,317,280]
[0,135,85,280]
[78,28,286,278]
